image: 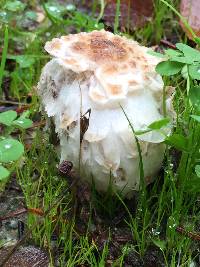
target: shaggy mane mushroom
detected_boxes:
[38,30,174,197]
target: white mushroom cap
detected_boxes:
[44,30,163,108]
[38,30,174,197]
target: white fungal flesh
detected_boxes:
[37,30,174,197]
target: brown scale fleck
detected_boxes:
[142,64,150,71]
[112,36,123,44]
[61,36,70,41]
[90,38,127,62]
[72,41,87,52]
[90,90,106,101]
[50,40,61,50]
[144,74,150,81]
[91,31,105,38]
[135,56,141,61]
[128,46,134,52]
[121,63,129,70]
[129,80,138,86]
[102,65,118,75]
[67,33,127,62]
[139,55,148,63]
[63,58,77,65]
[129,60,137,68]
[61,113,73,128]
[107,84,122,95]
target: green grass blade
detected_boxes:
[160,0,197,42]
[114,0,121,34]
[120,105,144,185]
[0,26,9,96]
[96,0,105,23]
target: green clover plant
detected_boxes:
[134,44,200,142]
[148,43,200,80]
[0,109,32,191]
[150,42,200,192]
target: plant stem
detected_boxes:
[114,0,121,34]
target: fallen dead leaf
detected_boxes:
[103,0,154,31]
[180,0,200,39]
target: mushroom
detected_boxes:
[37,30,174,197]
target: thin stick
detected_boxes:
[0,208,27,221]
[0,100,29,106]
[160,39,176,49]
[176,226,200,241]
